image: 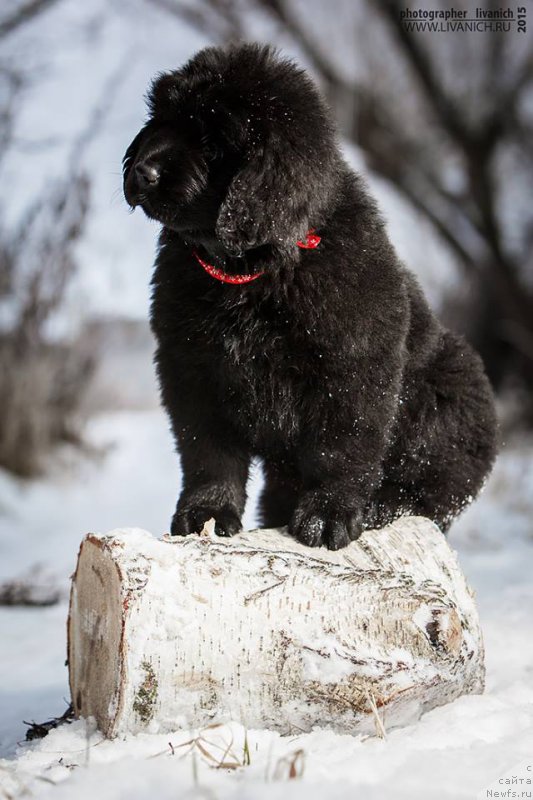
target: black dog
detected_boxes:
[123,43,497,550]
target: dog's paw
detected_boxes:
[170,505,241,538]
[290,495,363,550]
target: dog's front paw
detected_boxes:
[290,494,363,550]
[171,505,241,538]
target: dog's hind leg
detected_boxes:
[370,331,497,533]
[364,477,454,533]
[258,461,301,529]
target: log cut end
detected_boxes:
[68,518,484,738]
[68,535,125,730]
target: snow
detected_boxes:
[0,408,532,799]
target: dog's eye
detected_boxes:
[200,133,220,162]
[207,145,221,161]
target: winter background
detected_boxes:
[0,0,532,798]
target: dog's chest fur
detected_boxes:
[208,292,312,451]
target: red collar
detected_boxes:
[192,229,321,285]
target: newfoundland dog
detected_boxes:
[123,43,497,550]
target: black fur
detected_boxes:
[123,43,497,550]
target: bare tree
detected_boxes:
[0,172,94,477]
[144,0,533,418]
[0,2,129,476]
[0,0,63,39]
[365,0,533,397]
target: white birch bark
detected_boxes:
[68,516,484,738]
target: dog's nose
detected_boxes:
[135,161,160,187]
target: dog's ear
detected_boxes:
[147,72,182,116]
[216,133,316,255]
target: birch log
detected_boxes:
[68,517,484,738]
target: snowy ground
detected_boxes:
[0,408,532,799]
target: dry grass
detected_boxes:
[151,723,247,771]
[272,748,305,780]
[0,340,94,477]
[365,689,387,739]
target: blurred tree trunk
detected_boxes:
[0,0,62,39]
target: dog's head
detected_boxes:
[123,43,340,256]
